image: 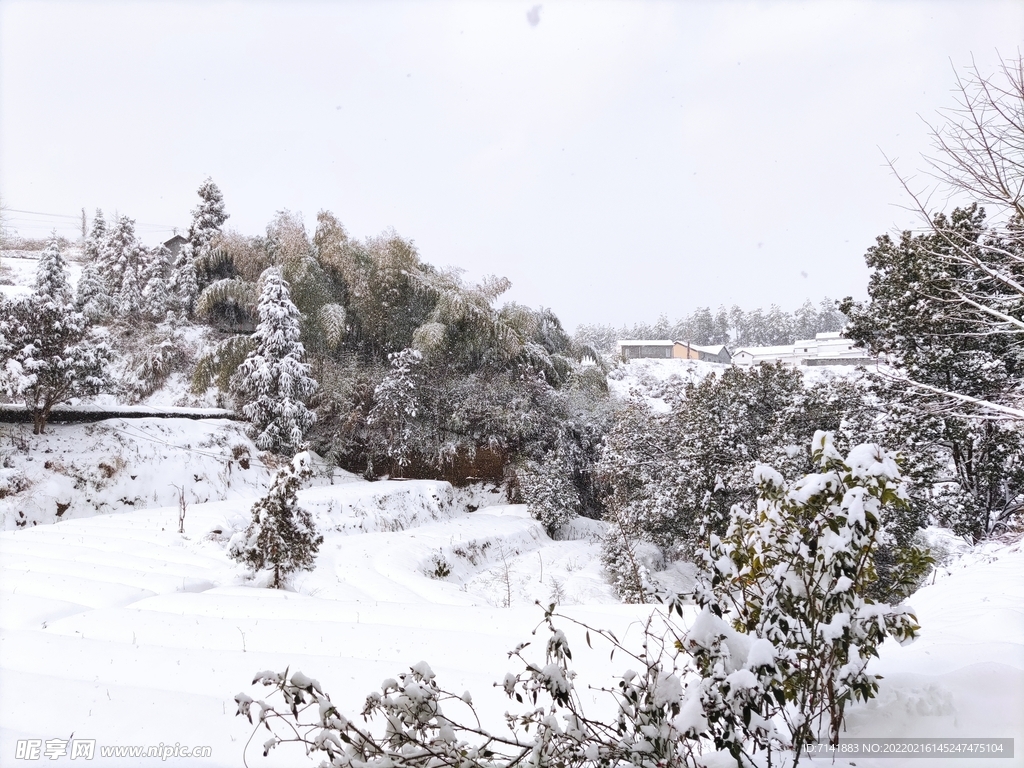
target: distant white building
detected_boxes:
[731,345,801,366]
[733,332,874,367]
[617,340,732,364]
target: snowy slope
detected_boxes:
[1,464,1021,767]
[0,251,82,299]
[0,419,280,528]
[0,481,621,767]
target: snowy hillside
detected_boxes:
[0,475,624,767]
[1,457,1021,766]
[0,250,83,300]
[1,418,293,528]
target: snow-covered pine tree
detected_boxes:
[140,243,174,320]
[171,178,229,316]
[0,234,112,433]
[83,209,106,263]
[366,347,424,474]
[117,259,142,319]
[33,236,73,305]
[169,242,199,317]
[76,209,112,319]
[229,452,323,588]
[230,267,318,454]
[188,177,230,253]
[75,260,109,320]
[96,215,150,319]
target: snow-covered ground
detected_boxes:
[0,419,285,528]
[0,250,82,299]
[0,462,625,767]
[1,419,1021,767]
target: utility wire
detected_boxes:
[7,207,181,231]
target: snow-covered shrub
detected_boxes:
[600,521,656,603]
[237,608,711,768]
[228,452,323,589]
[117,329,194,401]
[229,267,318,454]
[693,432,930,753]
[515,441,581,536]
[597,366,881,571]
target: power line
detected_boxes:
[7,207,181,230]
[7,208,81,220]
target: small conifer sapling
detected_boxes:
[229,452,323,588]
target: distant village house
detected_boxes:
[617,333,873,368]
[163,234,188,258]
[617,340,732,364]
[733,332,874,367]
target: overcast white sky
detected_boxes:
[1,1,1022,330]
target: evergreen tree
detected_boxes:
[230,267,318,454]
[188,177,230,253]
[83,209,106,263]
[366,348,424,475]
[117,261,143,319]
[140,244,174,319]
[842,205,1024,539]
[0,235,112,433]
[517,440,582,536]
[228,452,323,588]
[169,242,200,317]
[172,178,229,316]
[95,215,151,319]
[76,210,112,319]
[75,260,109,320]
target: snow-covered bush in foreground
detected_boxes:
[691,431,931,758]
[229,452,323,588]
[236,434,928,767]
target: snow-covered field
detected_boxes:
[1,417,1021,767]
[0,436,624,767]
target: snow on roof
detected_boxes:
[733,345,799,357]
[616,340,677,346]
[689,344,728,355]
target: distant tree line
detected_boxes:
[575,299,848,353]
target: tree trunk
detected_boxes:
[33,410,46,435]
